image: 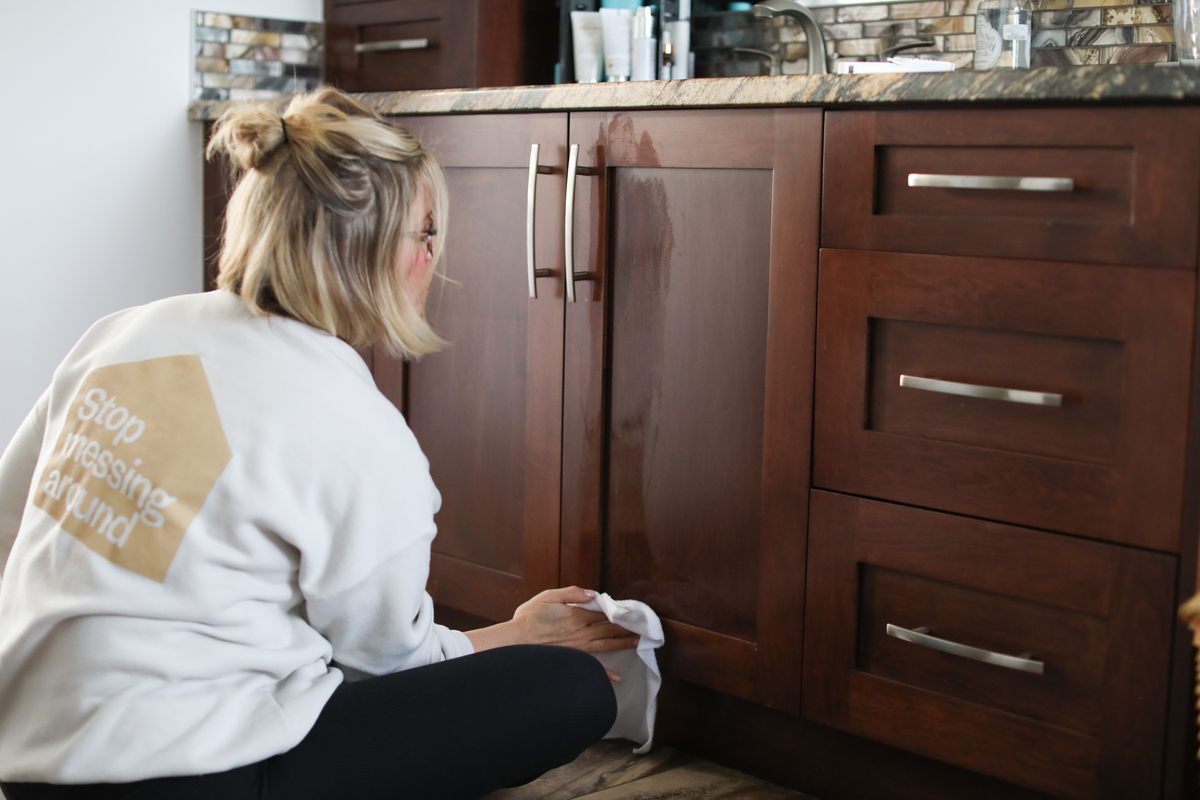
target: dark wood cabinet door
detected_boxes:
[373,113,569,623]
[561,109,822,712]
[804,490,1176,800]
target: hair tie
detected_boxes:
[279,116,290,145]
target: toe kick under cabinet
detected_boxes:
[194,102,1200,800]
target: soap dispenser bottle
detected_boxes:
[974,0,1032,69]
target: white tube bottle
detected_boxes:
[631,7,658,80]
[572,11,606,83]
[600,7,635,82]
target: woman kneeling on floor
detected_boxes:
[0,86,636,800]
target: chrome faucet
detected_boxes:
[752,0,829,76]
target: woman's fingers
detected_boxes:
[605,668,622,682]
[580,621,635,640]
[538,586,596,605]
[570,608,610,626]
[579,633,641,654]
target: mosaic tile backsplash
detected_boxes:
[192,12,324,102]
[692,0,1174,75]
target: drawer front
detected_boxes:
[812,249,1193,551]
[803,490,1176,800]
[354,19,449,91]
[327,0,477,91]
[822,107,1200,268]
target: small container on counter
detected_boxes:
[1178,0,1200,62]
[974,0,1032,69]
[601,7,636,81]
[632,7,658,80]
[572,11,606,83]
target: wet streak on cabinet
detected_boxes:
[567,108,823,711]
[605,166,771,643]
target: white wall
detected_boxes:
[0,0,322,449]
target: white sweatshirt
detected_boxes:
[0,290,472,784]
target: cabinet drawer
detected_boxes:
[803,490,1176,800]
[353,18,446,92]
[812,249,1193,551]
[822,107,1200,268]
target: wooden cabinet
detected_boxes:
[324,0,557,92]
[564,109,822,711]
[807,107,1200,800]
[380,108,824,709]
[201,99,1200,800]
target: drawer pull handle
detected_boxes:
[354,38,430,53]
[899,375,1063,407]
[887,624,1045,675]
[527,144,553,299]
[907,173,1074,192]
[564,143,595,304]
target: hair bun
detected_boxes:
[206,104,289,171]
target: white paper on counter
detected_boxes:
[838,57,957,74]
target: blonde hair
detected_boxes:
[205,86,447,358]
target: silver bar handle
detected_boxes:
[899,374,1063,407]
[355,38,430,53]
[887,624,1045,675]
[527,145,552,299]
[564,144,595,304]
[908,173,1074,192]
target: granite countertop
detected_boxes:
[188,63,1200,120]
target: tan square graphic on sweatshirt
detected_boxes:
[33,355,232,582]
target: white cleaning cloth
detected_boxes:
[575,593,665,754]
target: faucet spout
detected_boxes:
[752,0,829,76]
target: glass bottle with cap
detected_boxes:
[973,0,1032,69]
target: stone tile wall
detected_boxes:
[192,12,324,102]
[692,0,1173,74]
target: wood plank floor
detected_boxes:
[483,740,818,800]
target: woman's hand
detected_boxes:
[512,587,640,654]
[463,586,639,681]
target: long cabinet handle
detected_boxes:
[564,144,595,304]
[907,173,1074,192]
[354,38,430,53]
[899,374,1063,407]
[887,624,1045,675]
[527,145,552,299]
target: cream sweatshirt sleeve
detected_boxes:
[0,390,49,582]
[304,531,473,675]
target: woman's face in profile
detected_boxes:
[398,184,436,308]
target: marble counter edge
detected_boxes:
[188,64,1200,120]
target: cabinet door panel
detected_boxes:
[564,109,822,711]
[417,167,529,575]
[606,165,772,643]
[376,114,568,622]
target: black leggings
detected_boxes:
[1,645,617,800]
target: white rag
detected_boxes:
[575,593,665,754]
